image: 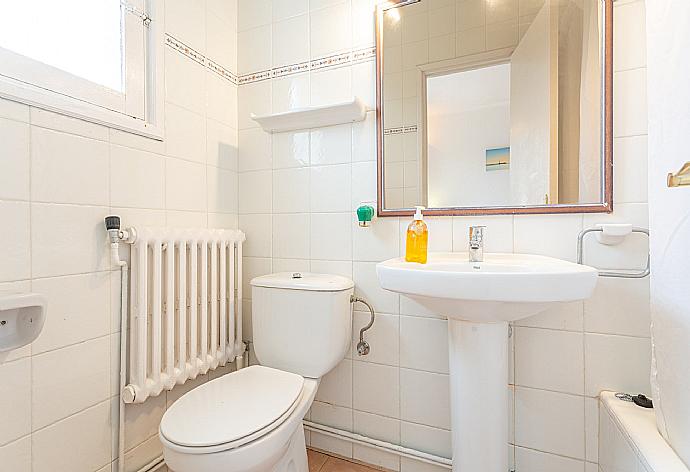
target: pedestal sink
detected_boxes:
[377,252,598,472]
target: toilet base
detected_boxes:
[271,425,308,472]
[166,425,308,472]
[162,379,318,472]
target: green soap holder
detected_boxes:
[357,205,375,227]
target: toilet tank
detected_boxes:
[251,272,354,379]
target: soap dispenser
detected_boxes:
[405,206,428,264]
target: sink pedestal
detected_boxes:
[448,320,510,472]
[376,252,599,472]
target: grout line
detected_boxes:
[514,444,588,464]
[613,132,648,140]
[28,105,35,469]
[583,297,588,462]
[514,384,597,399]
[29,398,111,436]
[613,65,647,74]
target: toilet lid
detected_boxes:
[160,365,304,448]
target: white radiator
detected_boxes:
[124,227,245,404]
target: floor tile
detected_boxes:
[308,449,329,472]
[320,455,382,472]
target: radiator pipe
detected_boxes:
[105,216,138,472]
[105,217,129,472]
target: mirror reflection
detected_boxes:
[379,0,607,212]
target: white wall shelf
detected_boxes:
[251,97,370,133]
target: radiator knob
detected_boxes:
[104,215,121,231]
[122,385,136,404]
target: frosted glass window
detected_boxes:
[0,0,123,91]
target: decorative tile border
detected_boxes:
[384,125,418,135]
[166,34,376,87]
[165,34,238,85]
[238,46,376,85]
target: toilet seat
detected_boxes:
[160,365,305,454]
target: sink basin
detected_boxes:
[377,252,598,322]
[376,252,599,472]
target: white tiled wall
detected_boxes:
[0,1,239,471]
[237,0,651,471]
[0,1,651,471]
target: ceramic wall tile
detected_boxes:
[515,446,585,472]
[166,0,206,51]
[400,421,452,459]
[310,3,352,58]
[165,103,207,164]
[273,167,310,213]
[0,359,31,445]
[0,118,30,201]
[400,368,451,429]
[31,273,110,354]
[31,401,111,472]
[353,361,400,418]
[311,213,353,261]
[0,436,31,472]
[514,327,584,394]
[272,15,309,68]
[32,337,110,430]
[310,165,352,212]
[613,0,646,72]
[0,201,31,282]
[515,387,585,459]
[110,145,165,209]
[238,26,272,75]
[584,334,652,397]
[239,170,272,214]
[31,128,109,206]
[399,316,449,374]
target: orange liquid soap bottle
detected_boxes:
[405,206,428,264]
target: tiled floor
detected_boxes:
[307,449,382,472]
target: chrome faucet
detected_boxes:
[469,226,486,262]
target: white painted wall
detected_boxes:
[427,65,511,208]
[0,2,239,471]
[428,103,511,207]
[646,0,690,467]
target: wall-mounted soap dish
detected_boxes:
[0,292,47,352]
[593,223,633,245]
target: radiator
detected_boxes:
[124,227,245,404]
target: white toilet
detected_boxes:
[159,272,354,472]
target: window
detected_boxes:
[0,0,163,138]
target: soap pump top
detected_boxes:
[413,205,424,221]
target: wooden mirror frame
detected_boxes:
[375,0,614,217]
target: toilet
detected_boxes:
[159,272,354,472]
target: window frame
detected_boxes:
[0,0,164,139]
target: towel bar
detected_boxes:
[577,227,650,278]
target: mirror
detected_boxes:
[376,0,613,216]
